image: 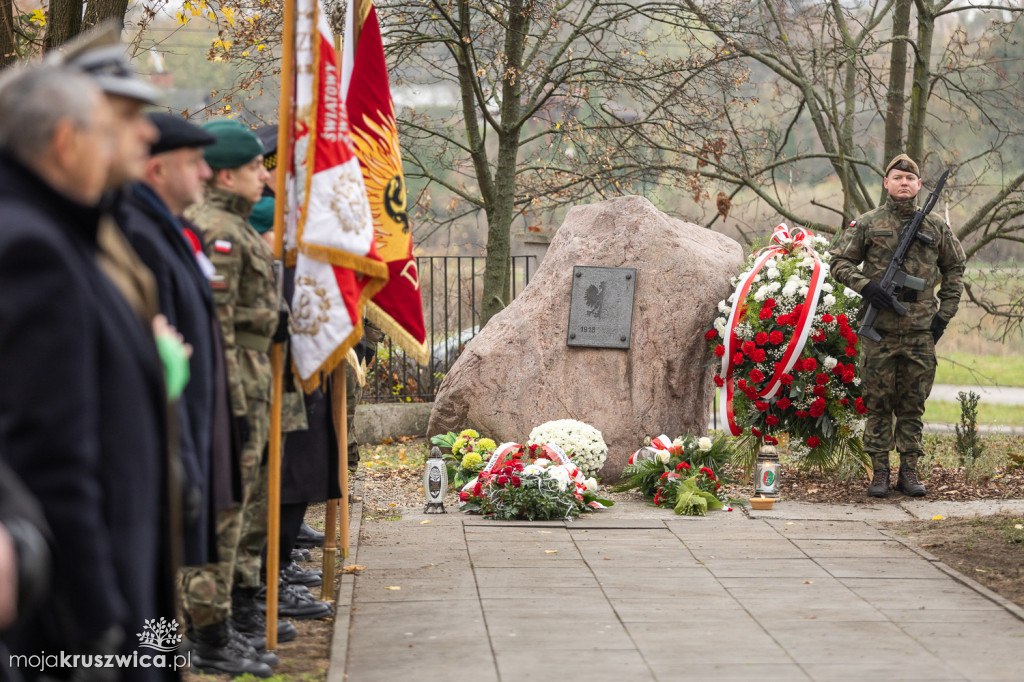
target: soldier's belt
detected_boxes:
[235,331,272,353]
[897,287,934,303]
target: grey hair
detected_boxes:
[0,64,100,164]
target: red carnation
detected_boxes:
[676,462,691,471]
[855,397,868,414]
[842,370,855,384]
[751,427,762,437]
[753,349,767,363]
[837,314,849,326]
[765,435,779,445]
[510,476,522,487]
[705,329,717,340]
[813,385,826,397]
[750,369,765,383]
[809,399,826,418]
[795,410,809,418]
[737,379,748,390]
[845,346,857,357]
[497,475,509,485]
[780,373,794,386]
[816,372,829,385]
[528,444,540,454]
[806,436,821,448]
[714,345,725,357]
[821,313,834,323]
[766,415,779,426]
[776,397,792,410]
[759,308,773,320]
[733,352,744,366]
[742,341,756,355]
[803,358,818,371]
[776,314,789,326]
[755,332,768,346]
[755,400,769,412]
[714,375,724,387]
[812,330,826,342]
[791,358,804,372]
[745,388,758,399]
[840,398,849,406]
[660,472,670,480]
[473,483,483,496]
[769,330,784,345]
[764,298,777,309]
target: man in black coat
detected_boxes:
[0,64,176,682]
[114,114,221,568]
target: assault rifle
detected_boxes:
[857,168,950,343]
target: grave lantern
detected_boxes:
[423,446,448,513]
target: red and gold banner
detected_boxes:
[342,0,428,365]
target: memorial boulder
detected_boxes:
[427,195,744,480]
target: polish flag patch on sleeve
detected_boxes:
[214,240,233,254]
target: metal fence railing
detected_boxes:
[364,255,536,402]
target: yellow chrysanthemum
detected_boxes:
[459,429,480,438]
[475,438,496,453]
[461,453,484,471]
[451,437,468,454]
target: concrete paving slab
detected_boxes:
[568,527,676,542]
[749,500,914,522]
[495,648,654,682]
[472,564,596,589]
[664,516,777,540]
[486,613,633,651]
[766,518,890,539]
[683,539,807,559]
[354,546,469,568]
[625,619,790,665]
[898,498,1024,519]
[717,576,851,597]
[816,557,948,579]
[885,608,1024,624]
[466,541,584,567]
[698,558,833,579]
[575,544,698,567]
[607,597,746,622]
[463,526,573,542]
[354,569,476,603]
[738,596,888,622]
[790,538,919,558]
[480,594,618,618]
[840,577,1005,611]
[646,662,812,681]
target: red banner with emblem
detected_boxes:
[341,0,427,365]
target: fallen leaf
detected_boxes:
[803,580,814,584]
[975,568,988,573]
[932,515,945,520]
[420,520,431,525]
[919,543,939,548]
[538,530,552,534]
[544,550,558,554]
[1015,524,1023,530]
[785,522,795,526]
[384,586,401,590]
[807,488,819,494]
[339,564,365,573]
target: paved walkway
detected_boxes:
[929,384,1024,406]
[328,491,1024,682]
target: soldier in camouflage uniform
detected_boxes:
[829,154,966,498]
[180,119,289,677]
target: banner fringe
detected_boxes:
[365,301,429,366]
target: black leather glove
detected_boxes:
[234,414,251,446]
[273,310,290,343]
[861,281,894,311]
[930,314,949,342]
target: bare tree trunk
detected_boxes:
[44,0,83,49]
[883,0,912,200]
[479,0,528,327]
[0,0,17,67]
[83,0,130,30]
[907,0,934,163]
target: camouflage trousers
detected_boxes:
[860,330,936,463]
[346,368,362,469]
[178,398,270,626]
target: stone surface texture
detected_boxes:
[428,195,743,480]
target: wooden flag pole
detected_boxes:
[267,0,297,652]
[324,364,350,600]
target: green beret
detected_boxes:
[250,196,275,234]
[201,119,264,169]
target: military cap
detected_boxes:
[249,196,275,234]
[47,20,161,105]
[148,113,216,155]
[254,124,278,171]
[201,119,264,169]
[885,153,920,177]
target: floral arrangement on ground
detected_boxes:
[613,433,733,515]
[527,419,608,478]
[458,443,613,521]
[429,429,497,486]
[705,224,868,475]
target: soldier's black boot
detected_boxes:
[227,623,279,667]
[231,585,299,646]
[189,620,273,678]
[867,454,890,498]
[896,455,926,497]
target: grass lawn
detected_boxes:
[935,352,1024,387]
[923,399,1024,427]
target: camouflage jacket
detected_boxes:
[829,195,966,333]
[187,187,278,416]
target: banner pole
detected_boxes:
[266,0,297,652]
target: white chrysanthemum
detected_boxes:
[844,287,859,298]
[727,292,737,303]
[698,437,713,451]
[813,234,829,246]
[821,282,833,293]
[824,357,838,370]
[799,286,809,297]
[823,294,836,307]
[718,300,730,314]
[766,268,780,281]
[527,419,607,478]
[782,284,798,298]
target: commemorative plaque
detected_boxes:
[566,266,636,349]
